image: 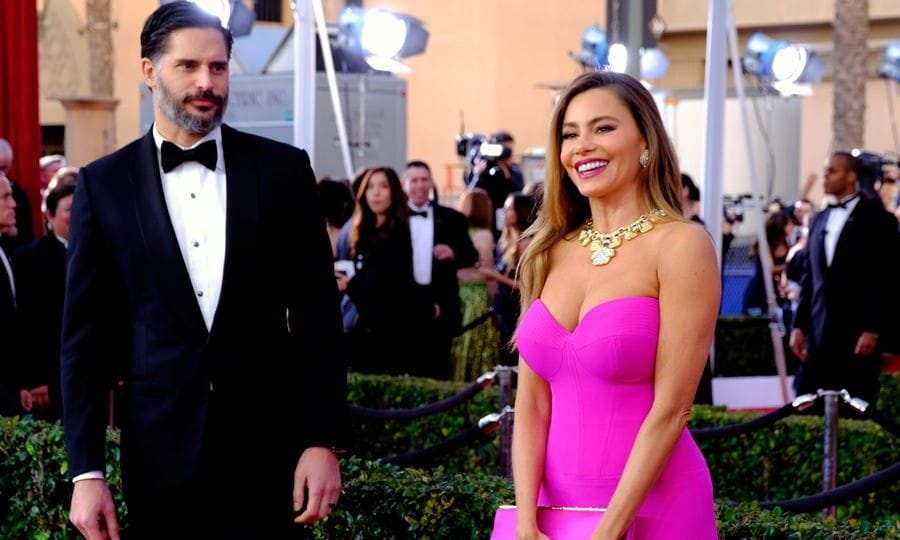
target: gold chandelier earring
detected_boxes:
[639,149,650,168]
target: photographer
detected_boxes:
[466,131,525,211]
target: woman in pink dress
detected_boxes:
[499,71,720,539]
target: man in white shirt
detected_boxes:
[62,3,346,538]
[402,161,477,379]
[790,151,899,406]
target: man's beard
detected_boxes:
[155,73,228,135]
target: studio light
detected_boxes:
[575,23,609,70]
[337,6,429,73]
[159,0,255,37]
[879,39,900,82]
[742,32,823,93]
[574,24,668,80]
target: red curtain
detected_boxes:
[0,1,42,240]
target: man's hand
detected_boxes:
[854,332,879,356]
[70,479,120,540]
[30,385,50,410]
[790,329,808,361]
[293,447,341,524]
[433,243,454,261]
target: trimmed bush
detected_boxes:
[314,458,899,539]
[346,373,500,475]
[1,373,897,536]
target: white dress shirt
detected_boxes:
[823,192,860,267]
[408,203,433,285]
[153,124,227,330]
[73,125,227,484]
[0,241,14,305]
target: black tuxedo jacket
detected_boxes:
[0,248,21,416]
[794,195,899,357]
[13,233,67,419]
[429,204,478,335]
[61,125,346,517]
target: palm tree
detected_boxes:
[831,0,868,152]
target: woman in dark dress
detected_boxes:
[336,167,435,375]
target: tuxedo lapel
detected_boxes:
[130,131,208,336]
[209,125,259,339]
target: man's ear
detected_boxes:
[141,58,156,91]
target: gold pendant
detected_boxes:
[639,220,654,233]
[622,227,638,240]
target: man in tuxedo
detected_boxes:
[13,177,76,420]
[0,173,24,416]
[402,161,477,379]
[790,151,899,404]
[62,3,346,538]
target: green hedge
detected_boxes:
[2,372,898,537]
[346,373,500,475]
[315,458,900,540]
[691,406,900,521]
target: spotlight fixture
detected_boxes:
[742,32,823,94]
[337,6,429,73]
[574,23,668,80]
[878,39,900,82]
[159,0,255,37]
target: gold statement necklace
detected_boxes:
[578,209,667,266]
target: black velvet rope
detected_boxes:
[380,424,488,466]
[756,461,900,513]
[454,306,495,337]
[348,379,491,420]
[689,402,796,441]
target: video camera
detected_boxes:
[455,132,512,168]
[723,193,753,225]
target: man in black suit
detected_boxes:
[403,161,478,379]
[790,151,899,404]
[0,138,34,256]
[13,177,76,420]
[0,173,24,416]
[62,3,346,538]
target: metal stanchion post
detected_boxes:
[497,365,514,479]
[821,389,841,519]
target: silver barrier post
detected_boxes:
[496,365,515,479]
[821,389,841,519]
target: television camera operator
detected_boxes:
[460,131,525,212]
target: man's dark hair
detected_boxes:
[490,131,514,144]
[406,160,431,173]
[832,151,863,177]
[45,178,77,216]
[140,1,234,62]
[681,173,700,202]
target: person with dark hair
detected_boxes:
[61,3,346,538]
[402,160,478,379]
[680,172,702,223]
[12,174,78,421]
[741,210,791,316]
[790,151,899,405]
[317,177,355,258]
[491,71,718,538]
[337,167,435,375]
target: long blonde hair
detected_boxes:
[517,71,686,319]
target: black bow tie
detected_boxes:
[410,209,428,218]
[827,192,860,210]
[160,140,217,173]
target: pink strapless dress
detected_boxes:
[494,296,717,539]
